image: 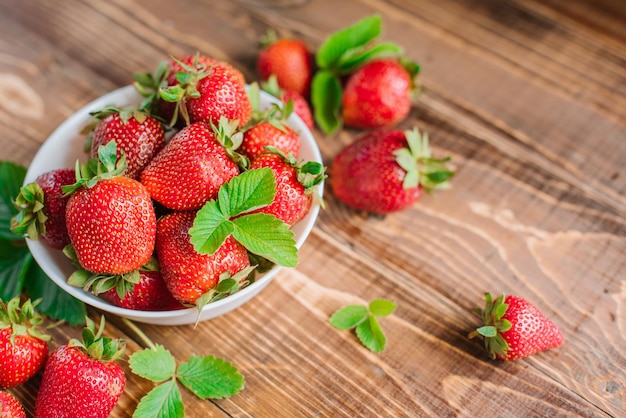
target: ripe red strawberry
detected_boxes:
[470,293,565,360]
[84,107,166,179]
[240,95,301,160]
[257,30,312,98]
[160,53,251,127]
[11,168,75,249]
[66,256,185,311]
[261,74,313,130]
[35,317,126,418]
[140,119,241,211]
[0,391,26,418]
[240,121,299,160]
[155,211,251,306]
[248,150,325,226]
[329,128,454,214]
[100,269,185,311]
[0,297,50,389]
[341,58,420,129]
[63,142,156,275]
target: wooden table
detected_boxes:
[2,0,625,416]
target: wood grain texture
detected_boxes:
[1,0,624,417]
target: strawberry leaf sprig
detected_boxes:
[124,319,244,418]
[189,167,298,268]
[312,14,419,134]
[330,299,397,353]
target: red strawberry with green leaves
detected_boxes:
[329,128,454,215]
[341,58,420,129]
[35,316,126,418]
[155,211,252,307]
[0,391,26,418]
[11,168,75,249]
[469,293,564,360]
[248,149,325,226]
[66,256,185,311]
[83,106,166,179]
[140,119,243,211]
[63,141,156,275]
[257,30,312,98]
[159,52,251,127]
[241,84,301,159]
[261,74,313,130]
[0,297,50,389]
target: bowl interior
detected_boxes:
[25,85,323,325]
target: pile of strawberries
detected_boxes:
[11,51,325,314]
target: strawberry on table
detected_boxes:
[35,316,126,418]
[469,293,565,360]
[10,168,75,249]
[83,106,166,179]
[140,118,242,211]
[0,390,26,418]
[329,128,454,215]
[257,29,312,98]
[0,297,50,389]
[248,149,325,226]
[341,58,420,129]
[63,141,156,275]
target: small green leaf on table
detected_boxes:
[330,299,397,353]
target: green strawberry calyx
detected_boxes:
[246,80,294,131]
[393,128,455,193]
[0,296,51,343]
[468,292,512,360]
[210,116,249,169]
[61,141,127,196]
[10,181,48,241]
[65,246,157,301]
[69,315,125,363]
[158,52,213,126]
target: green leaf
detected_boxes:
[25,262,86,326]
[336,42,404,74]
[133,380,184,418]
[311,70,343,135]
[316,14,382,69]
[189,169,278,256]
[476,325,497,338]
[329,305,368,329]
[356,314,386,353]
[0,241,31,300]
[0,161,27,240]
[232,213,297,268]
[369,299,397,317]
[219,168,276,217]
[189,201,233,256]
[178,355,244,399]
[129,345,177,382]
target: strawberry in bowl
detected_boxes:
[21,54,324,326]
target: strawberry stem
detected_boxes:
[121,317,156,350]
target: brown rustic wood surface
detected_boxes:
[1,0,625,417]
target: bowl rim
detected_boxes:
[24,84,323,322]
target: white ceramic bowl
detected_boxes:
[25,85,323,325]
